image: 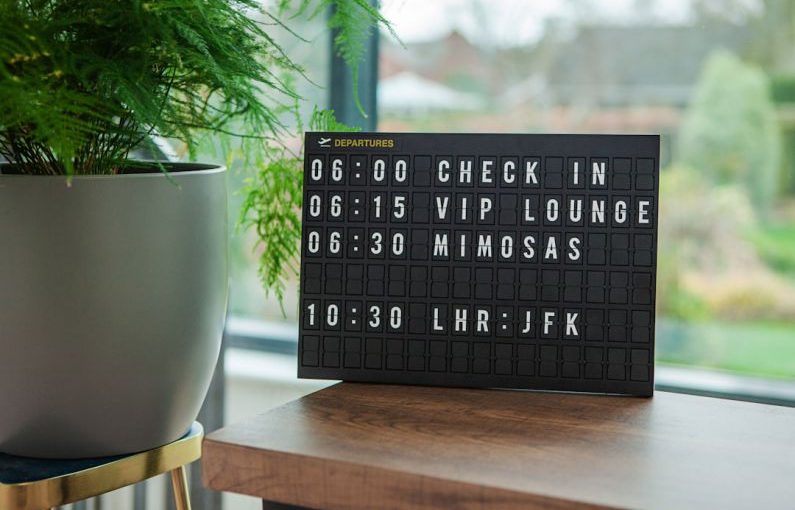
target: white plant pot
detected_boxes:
[0,163,228,458]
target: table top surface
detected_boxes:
[202,383,795,510]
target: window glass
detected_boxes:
[225,10,329,323]
[380,0,795,380]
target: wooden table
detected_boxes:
[202,383,795,510]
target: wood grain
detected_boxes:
[202,383,795,510]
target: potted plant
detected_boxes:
[0,0,387,458]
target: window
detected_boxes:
[223,0,794,388]
[225,9,330,325]
[379,0,795,382]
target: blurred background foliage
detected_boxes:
[375,0,795,380]
[678,51,780,214]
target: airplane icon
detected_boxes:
[318,137,331,148]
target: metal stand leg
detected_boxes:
[170,466,192,510]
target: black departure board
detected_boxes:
[298,132,659,396]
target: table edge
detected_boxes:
[202,437,619,510]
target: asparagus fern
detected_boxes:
[0,0,392,306]
[0,0,389,174]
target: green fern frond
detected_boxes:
[324,0,397,115]
[309,106,361,132]
[240,108,356,310]
[240,154,304,311]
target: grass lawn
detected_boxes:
[657,318,795,380]
[748,224,795,276]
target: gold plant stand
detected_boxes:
[0,422,202,510]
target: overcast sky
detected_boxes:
[381,0,699,47]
